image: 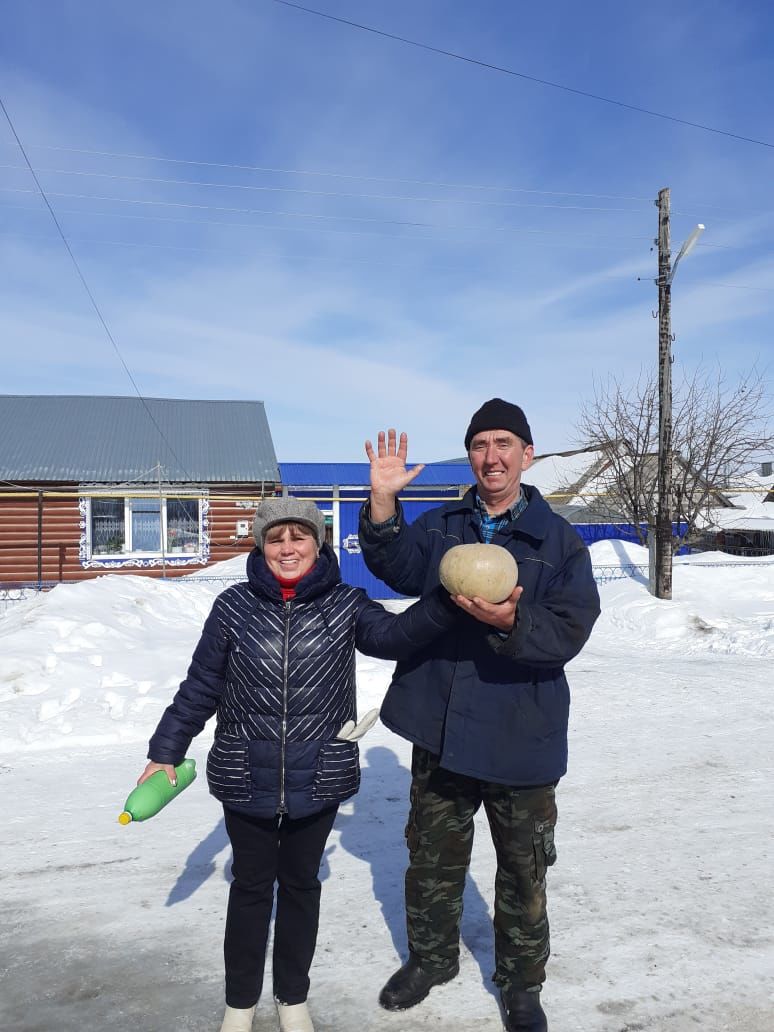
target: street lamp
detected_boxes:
[669,223,705,284]
[651,186,704,599]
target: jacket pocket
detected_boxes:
[312,739,360,803]
[207,733,252,804]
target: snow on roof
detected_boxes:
[525,449,605,496]
[703,500,774,531]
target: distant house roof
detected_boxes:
[279,462,473,488]
[702,500,774,532]
[725,469,774,506]
[527,449,607,498]
[0,395,279,483]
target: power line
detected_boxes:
[0,189,679,247]
[8,226,659,264]
[0,186,432,228]
[2,185,719,230]
[0,96,192,480]
[271,0,774,151]
[0,142,667,202]
[0,165,668,214]
[0,162,733,221]
[0,143,745,213]
[696,280,774,293]
[0,193,737,248]
[1,203,654,243]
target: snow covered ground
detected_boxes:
[1,546,773,1031]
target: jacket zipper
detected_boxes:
[277,599,291,815]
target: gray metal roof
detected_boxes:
[0,395,280,483]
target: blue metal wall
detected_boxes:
[290,492,463,599]
[337,496,460,599]
[279,463,473,599]
[573,521,690,555]
[337,497,397,598]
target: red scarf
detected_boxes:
[274,565,315,602]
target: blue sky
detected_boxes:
[1,0,772,462]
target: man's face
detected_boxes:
[468,429,534,511]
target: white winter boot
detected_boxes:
[276,999,314,1032]
[219,1003,256,1032]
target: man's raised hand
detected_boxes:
[364,429,424,522]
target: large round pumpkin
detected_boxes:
[439,543,519,603]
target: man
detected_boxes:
[358,399,600,1032]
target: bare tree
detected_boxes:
[577,366,773,551]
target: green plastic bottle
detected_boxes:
[118,758,197,825]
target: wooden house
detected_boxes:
[0,395,280,585]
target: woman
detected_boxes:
[137,497,457,1032]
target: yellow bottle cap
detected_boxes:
[118,811,133,825]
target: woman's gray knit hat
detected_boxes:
[252,497,326,549]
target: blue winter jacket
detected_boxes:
[148,545,457,818]
[358,485,601,786]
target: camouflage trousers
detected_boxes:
[404,746,558,992]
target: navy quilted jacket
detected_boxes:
[358,485,601,786]
[148,544,456,818]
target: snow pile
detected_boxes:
[588,539,649,566]
[588,542,774,657]
[184,554,247,580]
[1,549,772,754]
[0,575,222,753]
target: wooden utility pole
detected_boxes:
[654,187,673,599]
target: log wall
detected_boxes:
[0,483,276,583]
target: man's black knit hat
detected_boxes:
[464,398,533,449]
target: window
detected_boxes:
[91,498,126,554]
[323,511,334,547]
[85,494,205,561]
[129,497,162,552]
[166,499,200,553]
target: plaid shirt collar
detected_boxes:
[474,488,528,543]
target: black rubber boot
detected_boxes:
[378,954,459,1011]
[500,988,548,1032]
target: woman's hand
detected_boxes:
[451,586,523,632]
[137,760,178,786]
[364,429,424,521]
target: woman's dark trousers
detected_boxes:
[223,805,338,1008]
